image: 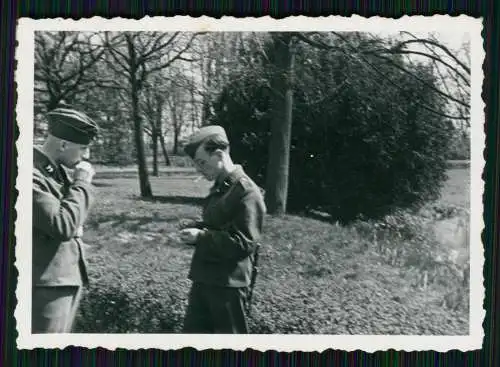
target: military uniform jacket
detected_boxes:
[189,165,266,288]
[32,147,92,287]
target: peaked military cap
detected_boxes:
[184,125,229,158]
[46,107,99,145]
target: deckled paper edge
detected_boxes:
[14,14,485,352]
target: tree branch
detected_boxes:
[93,79,129,92]
[395,35,470,75]
[104,33,132,73]
[294,30,469,119]
[335,40,468,121]
[375,48,470,87]
[294,32,338,51]
[59,48,106,85]
[57,35,79,71]
[146,53,191,75]
[138,32,180,64]
[34,87,49,93]
[369,53,469,108]
[104,49,131,79]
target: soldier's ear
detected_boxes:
[59,140,67,152]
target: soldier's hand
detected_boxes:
[73,161,95,183]
[178,218,195,230]
[179,228,205,245]
[178,217,205,230]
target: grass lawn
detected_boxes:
[74,167,470,334]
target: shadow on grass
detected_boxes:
[143,195,205,206]
[296,209,335,224]
[92,181,114,188]
[88,211,184,231]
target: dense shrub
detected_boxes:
[210,35,456,222]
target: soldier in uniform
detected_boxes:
[32,106,99,333]
[179,125,266,334]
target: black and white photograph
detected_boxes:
[15,16,484,352]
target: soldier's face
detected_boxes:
[193,145,223,181]
[59,142,90,168]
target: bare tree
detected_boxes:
[165,85,189,155]
[102,31,199,197]
[34,31,105,111]
[141,76,171,176]
[189,33,242,125]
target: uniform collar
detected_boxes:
[210,165,245,194]
[34,146,63,181]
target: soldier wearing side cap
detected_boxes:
[179,125,266,334]
[32,106,99,333]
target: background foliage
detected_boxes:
[212,34,455,222]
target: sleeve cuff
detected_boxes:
[197,228,210,243]
[72,179,94,191]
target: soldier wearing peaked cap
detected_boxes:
[32,105,99,333]
[179,125,267,334]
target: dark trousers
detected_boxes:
[32,286,82,333]
[183,282,249,334]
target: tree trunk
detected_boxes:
[132,80,153,197]
[172,104,180,155]
[201,57,213,125]
[173,127,180,155]
[265,34,295,215]
[190,66,198,132]
[152,128,159,176]
[128,36,153,198]
[159,132,171,166]
[155,94,171,166]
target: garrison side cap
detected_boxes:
[184,125,228,158]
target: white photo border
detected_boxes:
[15,15,485,352]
